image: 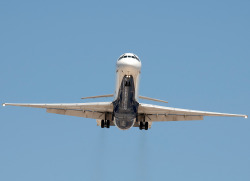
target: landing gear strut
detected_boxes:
[139,122,148,130]
[101,120,110,128]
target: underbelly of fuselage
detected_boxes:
[113,113,136,130]
[112,75,139,130]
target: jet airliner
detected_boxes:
[3,53,248,130]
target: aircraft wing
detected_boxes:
[2,102,113,120]
[138,103,248,122]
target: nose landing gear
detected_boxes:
[139,121,148,130]
[101,120,110,128]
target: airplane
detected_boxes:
[2,53,248,130]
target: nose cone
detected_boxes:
[117,55,141,74]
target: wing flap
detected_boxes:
[46,109,107,119]
[145,115,203,122]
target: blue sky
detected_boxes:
[0,0,250,180]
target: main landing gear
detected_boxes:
[139,122,148,130]
[101,120,110,128]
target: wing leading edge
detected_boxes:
[139,103,247,122]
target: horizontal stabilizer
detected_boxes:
[80,94,168,104]
[81,94,113,100]
[139,96,168,103]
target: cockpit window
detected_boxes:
[118,54,140,61]
[134,56,140,61]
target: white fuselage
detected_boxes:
[114,53,142,101]
[111,53,142,130]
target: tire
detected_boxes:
[139,122,143,130]
[101,120,104,128]
[145,122,148,130]
[106,120,110,128]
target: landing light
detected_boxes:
[245,115,248,119]
[2,103,6,107]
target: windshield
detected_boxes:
[118,54,140,61]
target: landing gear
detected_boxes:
[101,120,104,128]
[106,120,110,128]
[139,121,149,130]
[101,120,110,128]
[139,122,143,130]
[145,122,148,130]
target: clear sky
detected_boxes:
[0,0,250,181]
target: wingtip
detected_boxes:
[2,103,6,107]
[245,115,248,119]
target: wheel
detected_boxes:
[101,120,104,128]
[139,122,143,130]
[106,120,110,128]
[145,122,148,130]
